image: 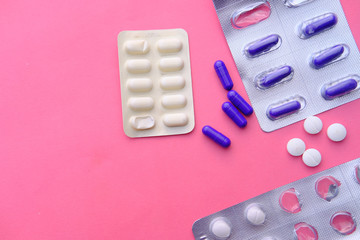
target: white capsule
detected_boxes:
[210,218,231,239]
[163,113,188,127]
[128,97,154,111]
[302,149,321,167]
[130,116,155,130]
[157,38,183,53]
[159,57,184,72]
[327,123,347,142]
[126,59,151,74]
[245,204,266,225]
[161,95,187,109]
[287,138,306,157]
[124,40,150,55]
[126,78,152,92]
[304,116,323,134]
[160,76,185,90]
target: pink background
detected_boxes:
[1,0,360,239]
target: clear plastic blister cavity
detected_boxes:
[193,158,360,239]
[212,0,360,132]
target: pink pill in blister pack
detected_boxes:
[192,158,360,239]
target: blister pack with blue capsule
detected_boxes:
[212,0,360,132]
[193,158,360,239]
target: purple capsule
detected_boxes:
[303,13,338,38]
[322,79,358,100]
[227,90,253,116]
[222,102,247,128]
[247,34,280,57]
[214,60,233,90]
[259,66,293,88]
[311,45,345,69]
[268,100,301,120]
[202,125,231,148]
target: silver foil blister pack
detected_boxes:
[212,0,360,132]
[192,158,360,239]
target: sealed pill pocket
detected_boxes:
[117,29,195,138]
[212,0,360,132]
[192,158,360,239]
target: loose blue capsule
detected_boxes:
[322,79,358,100]
[222,102,247,128]
[202,125,231,148]
[312,45,345,69]
[259,66,293,88]
[268,100,301,120]
[214,60,233,90]
[227,90,253,116]
[247,34,280,57]
[303,13,338,38]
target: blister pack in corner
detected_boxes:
[212,0,360,132]
[117,29,195,138]
[193,158,360,239]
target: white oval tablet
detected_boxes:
[302,148,321,167]
[304,116,323,134]
[125,40,150,55]
[161,95,187,109]
[160,76,185,90]
[287,138,306,157]
[327,123,347,142]
[163,113,188,127]
[128,97,154,111]
[130,116,155,130]
[210,218,231,239]
[126,59,151,74]
[157,38,183,53]
[245,204,266,225]
[159,57,184,72]
[126,78,153,92]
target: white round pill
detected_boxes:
[287,138,306,156]
[304,116,323,134]
[302,148,321,167]
[210,218,231,239]
[327,123,347,142]
[245,204,266,225]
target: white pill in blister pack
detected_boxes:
[118,29,195,138]
[193,158,360,240]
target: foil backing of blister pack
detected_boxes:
[212,0,360,132]
[192,158,360,239]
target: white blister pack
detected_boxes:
[117,29,195,138]
[212,0,360,132]
[193,158,360,240]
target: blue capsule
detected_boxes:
[202,125,231,148]
[247,34,281,57]
[322,78,358,100]
[258,66,293,89]
[311,44,347,69]
[227,90,253,116]
[302,13,338,38]
[222,102,247,128]
[214,60,233,90]
[268,100,301,120]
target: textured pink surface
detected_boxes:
[0,0,360,239]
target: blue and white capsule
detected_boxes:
[202,125,231,148]
[267,96,306,120]
[245,34,281,58]
[227,90,253,116]
[214,60,233,90]
[310,44,349,69]
[298,13,338,39]
[322,75,360,100]
[222,102,247,128]
[256,65,294,89]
